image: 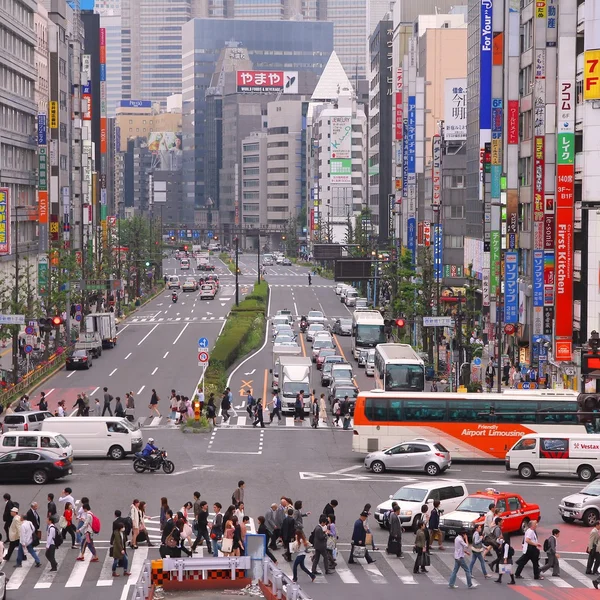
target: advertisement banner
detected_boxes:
[584,50,600,100]
[147,132,183,171]
[38,191,48,224]
[330,116,352,159]
[330,159,352,185]
[100,117,107,154]
[507,189,518,243]
[432,135,441,207]
[236,71,298,94]
[555,206,573,340]
[118,100,152,108]
[533,250,544,307]
[543,251,554,286]
[444,78,467,140]
[408,96,416,173]
[490,230,501,299]
[536,0,546,18]
[37,114,47,146]
[543,307,554,335]
[38,147,47,191]
[507,100,519,143]
[423,221,431,247]
[480,0,492,131]
[504,252,519,324]
[558,80,574,135]
[407,217,416,258]
[493,32,503,66]
[534,136,544,222]
[49,101,58,128]
[557,133,575,165]
[395,92,403,141]
[0,188,9,255]
[557,164,574,207]
[433,224,443,282]
[544,214,554,249]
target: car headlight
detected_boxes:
[400,510,413,517]
[438,518,445,526]
[575,503,584,508]
[462,521,474,528]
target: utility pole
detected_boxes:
[257,232,261,284]
[11,211,20,384]
[235,235,239,306]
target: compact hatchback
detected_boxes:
[364,439,451,476]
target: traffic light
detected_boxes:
[145,261,151,267]
[51,315,64,327]
[39,317,52,333]
[184,245,188,251]
[395,318,406,328]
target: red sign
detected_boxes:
[100,118,107,154]
[504,324,516,335]
[543,214,554,250]
[555,340,572,362]
[556,164,574,208]
[555,205,574,343]
[38,190,48,225]
[82,94,92,120]
[423,221,431,247]
[75,250,82,265]
[198,351,209,363]
[395,92,403,141]
[236,71,296,93]
[534,136,544,222]
[507,100,519,144]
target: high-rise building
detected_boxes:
[98,10,121,118]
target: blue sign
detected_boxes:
[402,121,408,199]
[491,164,501,198]
[193,230,200,238]
[433,224,443,282]
[118,100,152,109]
[99,63,106,82]
[473,357,482,366]
[407,217,416,257]
[207,231,214,239]
[24,344,33,354]
[82,81,91,95]
[75,314,82,322]
[408,96,416,174]
[504,251,519,324]
[198,337,209,349]
[533,250,544,307]
[168,230,175,238]
[37,114,47,146]
[480,0,493,131]
[75,304,82,312]
[179,230,186,238]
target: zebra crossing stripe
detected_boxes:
[65,553,92,587]
[97,550,115,587]
[562,559,595,588]
[34,545,70,588]
[126,546,149,585]
[6,555,35,589]
[379,552,417,584]
[333,552,359,584]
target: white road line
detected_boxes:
[151,367,158,375]
[126,547,148,584]
[6,556,35,589]
[138,385,146,395]
[67,371,76,378]
[331,465,364,475]
[91,386,99,396]
[334,552,360,583]
[150,416,162,427]
[564,559,595,587]
[163,351,169,359]
[421,562,447,585]
[125,352,132,360]
[116,324,129,336]
[65,555,92,587]
[379,552,417,584]
[286,417,295,427]
[34,546,70,588]
[97,549,115,586]
[137,323,159,346]
[173,322,189,344]
[46,388,55,396]
[294,302,298,316]
[358,560,386,584]
[109,368,118,376]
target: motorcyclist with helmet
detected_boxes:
[300,316,308,333]
[139,438,159,466]
[171,291,178,303]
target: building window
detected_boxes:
[444,205,464,219]
[267,167,288,174]
[243,143,259,152]
[242,204,260,211]
[443,175,465,189]
[267,141,288,148]
[243,167,260,175]
[519,156,532,187]
[267,126,289,134]
[444,235,464,249]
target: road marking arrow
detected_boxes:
[206,312,213,315]
[245,369,256,375]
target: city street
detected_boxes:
[1,259,596,600]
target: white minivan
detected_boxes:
[506,433,600,481]
[40,417,143,460]
[0,431,73,460]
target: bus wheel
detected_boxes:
[370,460,385,474]
[518,463,536,479]
[578,465,595,482]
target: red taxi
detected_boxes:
[438,488,541,539]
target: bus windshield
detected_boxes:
[385,365,424,391]
[356,324,386,346]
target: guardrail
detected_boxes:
[261,557,311,600]
[164,555,251,581]
[131,559,153,600]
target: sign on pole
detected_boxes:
[198,337,209,349]
[0,314,25,326]
[423,316,453,327]
[198,351,209,363]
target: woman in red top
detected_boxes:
[62,501,77,548]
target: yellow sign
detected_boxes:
[535,0,546,18]
[49,101,58,129]
[584,50,600,101]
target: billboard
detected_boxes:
[0,188,9,254]
[433,224,443,282]
[444,78,467,140]
[533,250,544,307]
[49,101,58,129]
[534,136,544,222]
[329,159,351,185]
[504,252,519,324]
[118,100,152,108]
[330,116,352,159]
[432,135,441,207]
[147,132,183,171]
[584,50,600,100]
[37,114,47,146]
[236,71,298,94]
[507,100,519,144]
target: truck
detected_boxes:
[271,343,302,392]
[196,253,215,271]
[85,312,118,349]
[278,356,312,413]
[74,331,103,358]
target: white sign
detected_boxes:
[330,116,352,159]
[0,314,25,325]
[444,78,467,140]
[423,316,453,327]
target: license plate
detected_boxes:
[68,469,72,474]
[448,529,456,536]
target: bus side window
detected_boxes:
[404,400,446,421]
[365,398,388,421]
[447,401,480,422]
[388,400,402,421]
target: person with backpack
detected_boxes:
[114,396,126,418]
[487,517,504,571]
[291,529,315,582]
[269,392,282,423]
[76,503,99,562]
[252,399,265,428]
[495,536,516,584]
[539,528,560,577]
[45,514,61,571]
[246,391,256,418]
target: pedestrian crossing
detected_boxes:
[4,541,594,593]
[129,315,226,324]
[269,284,334,288]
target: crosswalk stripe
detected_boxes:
[562,559,595,587]
[97,550,115,586]
[436,552,469,586]
[149,416,161,427]
[34,546,70,588]
[6,555,35,589]
[421,561,447,585]
[127,547,149,584]
[358,560,386,584]
[333,552,359,583]
[65,554,93,587]
[379,551,417,584]
[285,417,295,427]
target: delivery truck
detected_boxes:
[85,312,117,349]
[277,356,312,413]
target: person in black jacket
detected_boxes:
[348,511,375,564]
[322,500,338,519]
[257,516,278,563]
[310,516,331,576]
[26,502,41,535]
[281,508,296,561]
[3,494,15,541]
[160,510,179,558]
[428,499,445,551]
[192,501,212,553]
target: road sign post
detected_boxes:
[198,337,209,349]
[198,351,209,366]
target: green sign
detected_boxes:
[85,284,106,291]
[557,133,575,165]
[490,231,501,300]
[38,260,48,294]
[38,148,47,191]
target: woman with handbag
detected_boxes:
[137,501,153,547]
[177,515,193,556]
[470,524,492,578]
[291,530,316,583]
[326,514,338,570]
[61,501,77,549]
[231,515,244,557]
[413,521,428,574]
[111,522,131,577]
[221,520,235,556]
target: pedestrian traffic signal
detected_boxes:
[184,245,188,251]
[395,318,406,328]
[145,261,151,267]
[51,315,64,327]
[39,317,52,333]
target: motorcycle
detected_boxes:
[133,449,175,474]
[300,318,308,333]
[171,293,178,303]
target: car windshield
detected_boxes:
[332,368,353,380]
[339,319,352,328]
[356,324,386,345]
[392,487,428,503]
[72,350,87,357]
[282,382,307,398]
[274,335,295,344]
[319,350,336,359]
[455,497,495,513]
[335,388,357,399]
[314,340,333,349]
[56,434,70,448]
[323,359,343,372]
[308,311,323,319]
[581,481,600,496]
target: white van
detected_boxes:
[168,275,180,289]
[0,431,73,460]
[506,433,600,481]
[40,417,143,460]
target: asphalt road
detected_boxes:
[1,257,596,600]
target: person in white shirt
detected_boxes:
[58,487,75,506]
[16,515,41,567]
[129,499,141,549]
[76,503,98,562]
[514,520,543,580]
[448,532,476,589]
[45,515,59,571]
[57,401,66,417]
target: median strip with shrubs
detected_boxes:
[201,281,268,400]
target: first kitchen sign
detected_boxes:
[236,71,298,94]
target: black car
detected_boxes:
[0,449,73,485]
[66,349,93,370]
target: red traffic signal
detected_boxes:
[184,245,188,251]
[395,318,406,328]
[51,316,64,327]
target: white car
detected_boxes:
[340,286,355,303]
[335,283,351,295]
[307,310,325,325]
[272,324,294,341]
[374,479,468,530]
[306,323,326,342]
[271,315,291,333]
[311,336,335,361]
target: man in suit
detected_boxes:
[159,510,176,559]
[387,503,404,558]
[540,528,560,577]
[3,493,15,541]
[281,508,295,562]
[586,522,600,574]
[348,511,376,564]
[311,516,331,576]
[26,502,41,535]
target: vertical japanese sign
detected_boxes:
[38,110,48,253]
[433,224,443,282]
[479,0,493,203]
[507,100,519,144]
[504,252,519,324]
[534,136,544,221]
[0,188,9,255]
[444,78,467,140]
[584,50,600,100]
[490,230,501,300]
[506,189,518,248]
[432,135,441,207]
[100,28,108,242]
[49,101,58,128]
[533,250,544,307]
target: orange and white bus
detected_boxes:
[352,389,586,460]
